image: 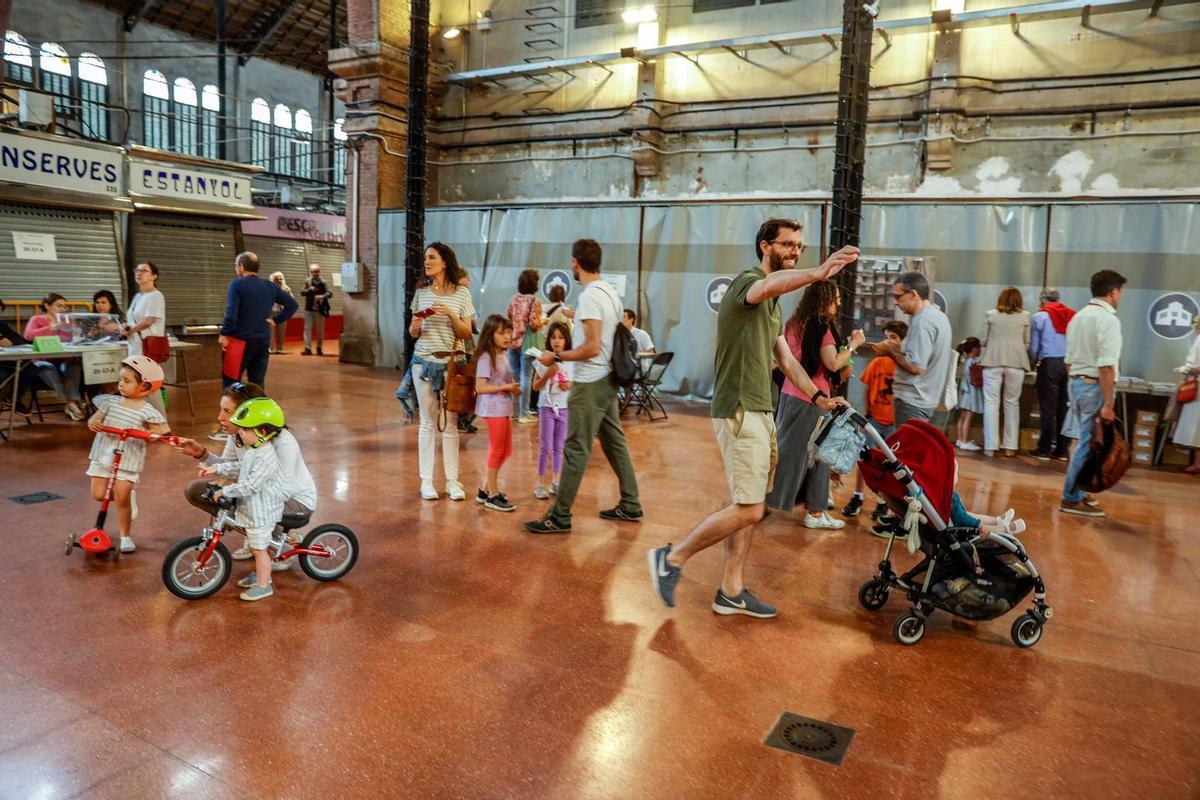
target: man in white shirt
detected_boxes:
[622,309,655,353]
[525,238,641,534]
[1060,269,1126,518]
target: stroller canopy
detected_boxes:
[859,419,955,525]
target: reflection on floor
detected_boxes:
[1,348,1198,799]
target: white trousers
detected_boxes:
[983,366,1024,452]
[412,362,460,484]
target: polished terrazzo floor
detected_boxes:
[1,347,1198,799]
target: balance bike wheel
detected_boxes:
[162,537,232,600]
[299,524,359,582]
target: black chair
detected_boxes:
[627,352,674,421]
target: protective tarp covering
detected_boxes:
[479,206,641,327]
[1047,203,1200,383]
[377,209,489,368]
[639,203,822,398]
[857,203,1048,349]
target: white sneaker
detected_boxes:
[119,537,136,553]
[446,481,467,501]
[534,485,550,500]
[957,440,982,452]
[271,558,292,572]
[130,490,138,521]
[232,545,253,560]
[420,481,440,501]
[517,414,538,425]
[804,512,845,530]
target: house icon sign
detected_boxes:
[1148,293,1199,340]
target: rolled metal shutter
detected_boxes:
[242,235,309,310]
[302,242,345,315]
[0,202,122,305]
[129,213,238,326]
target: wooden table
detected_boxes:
[0,340,202,439]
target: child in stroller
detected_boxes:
[821,408,1053,647]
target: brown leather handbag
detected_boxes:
[1080,419,1131,493]
[437,346,475,431]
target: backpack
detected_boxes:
[599,284,640,384]
[1080,419,1131,493]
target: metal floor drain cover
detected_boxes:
[10,492,64,505]
[764,712,855,766]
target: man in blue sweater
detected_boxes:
[219,252,299,388]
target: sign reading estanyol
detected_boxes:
[128,157,252,208]
[0,132,123,196]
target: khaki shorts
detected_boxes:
[713,407,778,505]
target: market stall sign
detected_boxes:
[242,207,346,245]
[11,231,57,260]
[129,157,252,209]
[0,131,123,196]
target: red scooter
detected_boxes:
[66,425,180,561]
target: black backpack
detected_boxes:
[603,285,640,384]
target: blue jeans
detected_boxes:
[893,398,933,426]
[1061,378,1104,503]
[507,348,535,417]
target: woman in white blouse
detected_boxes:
[124,262,167,412]
[1173,315,1200,475]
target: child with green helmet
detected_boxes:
[202,396,290,601]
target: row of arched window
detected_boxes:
[3,30,348,185]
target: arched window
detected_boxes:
[200,84,220,160]
[78,53,108,141]
[4,31,33,84]
[250,97,271,168]
[333,117,347,186]
[291,109,313,179]
[172,77,198,155]
[272,103,292,174]
[38,42,72,115]
[142,69,170,149]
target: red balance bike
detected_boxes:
[66,425,180,562]
[162,486,359,599]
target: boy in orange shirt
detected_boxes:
[843,320,908,521]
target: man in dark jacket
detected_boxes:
[218,252,299,388]
[300,264,331,356]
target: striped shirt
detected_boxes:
[88,395,166,475]
[411,285,475,363]
[221,442,288,534]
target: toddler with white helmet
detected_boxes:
[85,356,171,553]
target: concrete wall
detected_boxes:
[8,0,345,197]
[425,0,1200,204]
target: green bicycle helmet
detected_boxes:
[231,397,285,430]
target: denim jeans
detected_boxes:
[507,347,534,417]
[1061,378,1104,503]
[893,397,933,426]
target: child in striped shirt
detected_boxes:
[86,356,170,554]
[203,397,289,602]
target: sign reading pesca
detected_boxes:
[128,157,252,208]
[0,132,123,196]
[241,207,346,244]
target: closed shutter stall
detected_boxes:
[0,203,122,305]
[242,235,309,308]
[129,212,238,326]
[303,242,345,315]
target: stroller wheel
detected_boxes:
[1010,613,1043,648]
[857,579,890,612]
[893,611,926,646]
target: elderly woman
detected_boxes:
[269,271,293,354]
[980,287,1031,458]
[1173,315,1200,475]
[23,293,86,420]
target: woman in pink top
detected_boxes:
[766,281,865,527]
[23,293,86,421]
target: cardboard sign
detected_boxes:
[32,336,64,353]
[82,349,123,385]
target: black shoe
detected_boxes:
[475,489,488,504]
[317,349,324,356]
[1053,452,1070,462]
[1032,450,1052,462]
[485,492,515,512]
[301,348,313,356]
[647,544,682,608]
[600,506,643,522]
[712,587,778,619]
[525,514,571,534]
[870,503,889,520]
[842,495,864,517]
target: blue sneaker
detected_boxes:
[712,588,777,619]
[239,583,273,602]
[647,544,682,609]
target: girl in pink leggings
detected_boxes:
[532,322,574,499]
[474,315,521,512]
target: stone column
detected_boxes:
[328,0,411,365]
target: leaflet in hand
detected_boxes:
[524,347,542,358]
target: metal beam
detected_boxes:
[238,0,305,66]
[446,0,1193,84]
[122,0,160,32]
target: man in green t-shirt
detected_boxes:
[648,219,858,619]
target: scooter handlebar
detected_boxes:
[95,425,180,446]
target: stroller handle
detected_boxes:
[95,425,180,446]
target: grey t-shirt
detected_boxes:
[893,303,953,410]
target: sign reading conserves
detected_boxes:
[129,157,252,208]
[0,131,123,196]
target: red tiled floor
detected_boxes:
[0,349,1198,798]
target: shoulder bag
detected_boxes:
[1080,419,1131,493]
[1178,376,1198,405]
[142,334,171,364]
[438,345,476,431]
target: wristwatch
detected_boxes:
[553,354,563,363]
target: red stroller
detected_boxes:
[843,412,1052,647]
